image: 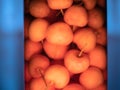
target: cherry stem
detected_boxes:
[56,9,64,16]
[78,43,87,57]
[60,9,64,16]
[38,69,47,87]
[78,49,84,57]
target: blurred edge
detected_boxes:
[0,0,24,90]
[0,0,120,90]
[107,0,120,90]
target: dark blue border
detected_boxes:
[107,0,120,90]
[0,0,120,90]
[0,0,24,90]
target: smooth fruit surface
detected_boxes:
[88,8,105,29]
[29,19,49,42]
[47,0,73,9]
[73,28,96,52]
[89,45,107,70]
[29,54,50,78]
[64,5,88,27]
[79,67,104,89]
[29,0,50,18]
[46,22,73,45]
[64,49,89,74]
[24,40,42,61]
[43,41,68,60]
[45,64,70,89]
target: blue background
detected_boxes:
[0,0,120,90]
[107,0,120,90]
[0,0,24,90]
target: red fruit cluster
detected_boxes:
[24,0,107,90]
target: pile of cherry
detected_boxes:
[24,0,107,90]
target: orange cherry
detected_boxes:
[64,49,90,74]
[43,41,68,60]
[79,67,104,89]
[89,45,107,70]
[29,19,49,42]
[73,28,96,52]
[64,5,88,27]
[24,40,42,61]
[46,22,73,45]
[45,64,70,89]
[29,54,50,78]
